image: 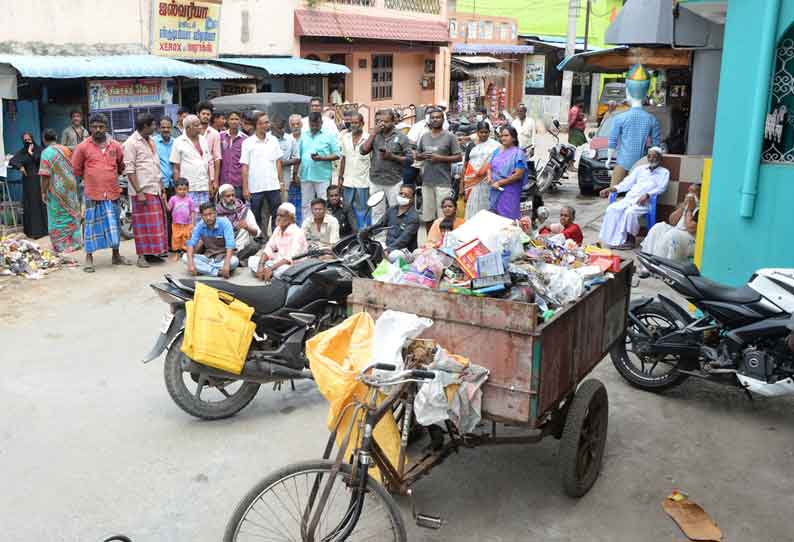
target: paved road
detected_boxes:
[2,184,793,541]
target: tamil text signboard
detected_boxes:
[88,79,173,110]
[152,0,222,59]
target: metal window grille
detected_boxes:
[762,32,794,164]
[384,0,440,14]
[325,0,375,6]
[371,54,393,101]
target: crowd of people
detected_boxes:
[7,96,697,282]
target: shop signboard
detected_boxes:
[524,54,546,91]
[88,79,173,111]
[151,0,222,59]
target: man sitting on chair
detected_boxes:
[599,147,669,249]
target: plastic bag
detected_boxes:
[372,259,403,284]
[306,313,401,478]
[497,225,528,261]
[371,310,433,372]
[529,263,585,306]
[181,283,255,375]
[447,210,514,252]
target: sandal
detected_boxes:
[83,265,96,273]
[112,256,133,266]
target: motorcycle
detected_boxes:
[142,194,389,420]
[536,119,577,193]
[611,252,794,396]
[118,176,134,241]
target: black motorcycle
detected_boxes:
[142,220,387,420]
[536,119,577,193]
[611,252,794,396]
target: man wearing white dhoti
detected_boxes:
[599,147,669,249]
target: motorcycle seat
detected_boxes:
[644,254,700,276]
[689,276,761,304]
[182,278,289,315]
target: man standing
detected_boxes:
[219,110,247,200]
[338,112,372,229]
[270,118,300,205]
[288,114,305,223]
[196,101,221,195]
[172,107,189,139]
[240,113,284,236]
[415,107,462,225]
[72,113,130,272]
[360,109,412,224]
[568,101,588,147]
[330,84,344,105]
[170,114,212,210]
[511,104,536,151]
[211,112,226,132]
[326,185,357,237]
[302,198,340,249]
[599,147,669,249]
[154,116,176,197]
[297,112,339,220]
[183,202,238,278]
[302,97,339,135]
[61,110,89,151]
[123,113,168,268]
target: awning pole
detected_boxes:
[177,78,183,105]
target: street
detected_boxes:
[3,179,794,542]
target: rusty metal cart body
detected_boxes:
[347,260,633,497]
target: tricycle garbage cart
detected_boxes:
[347,259,633,498]
[223,261,633,542]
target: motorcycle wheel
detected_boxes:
[119,196,134,241]
[609,302,689,391]
[164,335,261,420]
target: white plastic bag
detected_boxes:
[447,210,514,252]
[371,310,433,371]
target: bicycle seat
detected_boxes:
[182,278,289,315]
[689,276,761,304]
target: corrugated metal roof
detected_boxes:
[214,57,350,76]
[192,63,253,80]
[0,54,205,79]
[294,9,449,43]
[452,44,534,55]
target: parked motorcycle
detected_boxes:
[118,176,133,240]
[536,120,577,193]
[142,194,389,420]
[611,252,794,396]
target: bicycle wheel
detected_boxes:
[224,460,407,542]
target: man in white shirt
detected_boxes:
[599,147,669,249]
[511,104,535,151]
[302,96,339,136]
[170,114,212,211]
[240,113,283,237]
[338,112,372,229]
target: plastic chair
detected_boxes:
[609,191,657,227]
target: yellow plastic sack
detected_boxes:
[307,312,401,477]
[456,195,466,219]
[181,283,256,375]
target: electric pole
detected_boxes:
[560,0,579,131]
[584,0,591,52]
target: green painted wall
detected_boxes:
[701,0,794,285]
[455,0,624,47]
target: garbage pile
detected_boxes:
[372,210,622,322]
[0,235,77,279]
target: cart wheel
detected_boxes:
[558,379,608,498]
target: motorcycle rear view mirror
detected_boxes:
[367,191,385,208]
[552,119,560,129]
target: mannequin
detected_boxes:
[606,64,661,186]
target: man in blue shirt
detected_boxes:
[297,112,339,221]
[182,202,238,278]
[156,116,177,249]
[607,108,661,185]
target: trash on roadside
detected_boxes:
[662,490,723,542]
[0,235,78,279]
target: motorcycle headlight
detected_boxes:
[587,149,597,159]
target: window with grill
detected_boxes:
[449,18,457,39]
[500,23,511,41]
[480,21,493,40]
[371,54,393,101]
[467,21,478,40]
[762,25,794,164]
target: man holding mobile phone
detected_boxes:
[296,112,339,220]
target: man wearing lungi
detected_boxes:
[72,113,130,273]
[123,113,169,267]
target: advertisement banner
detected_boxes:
[524,55,546,92]
[152,0,222,59]
[88,79,173,110]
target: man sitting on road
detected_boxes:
[215,184,261,262]
[183,202,238,278]
[373,183,420,261]
[599,147,669,249]
[302,198,340,249]
[248,203,308,281]
[327,185,358,238]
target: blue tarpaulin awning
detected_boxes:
[0,54,206,79]
[452,44,534,55]
[191,63,253,80]
[214,57,350,76]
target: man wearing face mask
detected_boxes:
[373,183,420,258]
[598,147,669,249]
[72,113,130,272]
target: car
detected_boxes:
[597,82,628,122]
[578,106,674,195]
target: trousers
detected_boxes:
[301,181,330,222]
[182,253,240,277]
[250,190,282,237]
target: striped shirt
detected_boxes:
[608,108,662,170]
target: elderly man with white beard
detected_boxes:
[215,183,261,262]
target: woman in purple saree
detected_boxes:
[488,125,528,220]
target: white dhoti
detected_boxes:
[599,198,649,247]
[641,221,694,261]
[247,255,290,278]
[235,209,261,252]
